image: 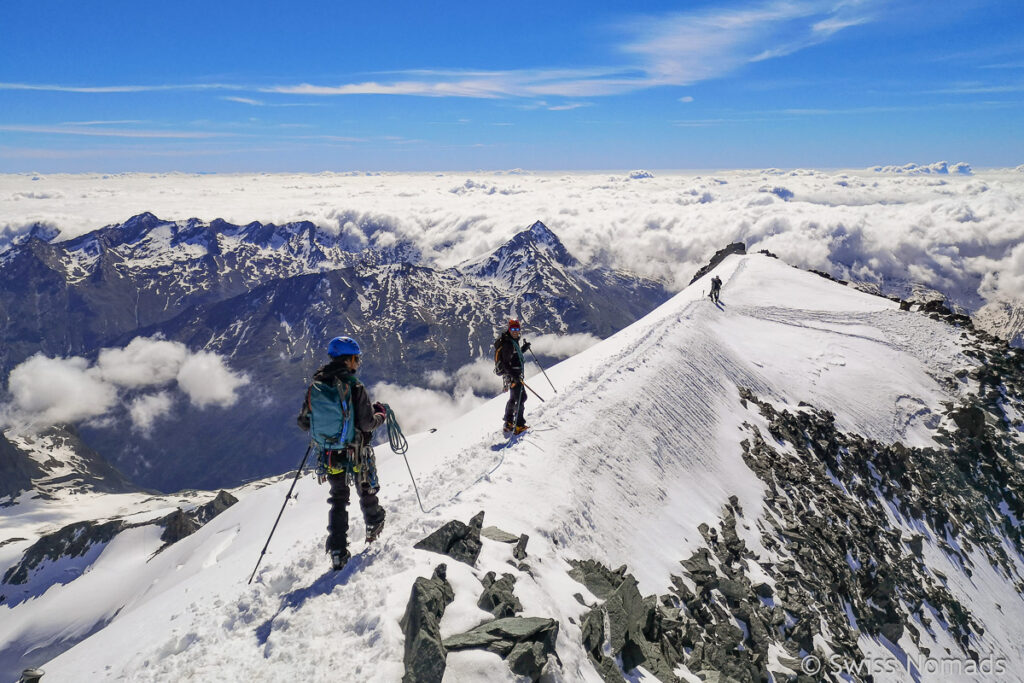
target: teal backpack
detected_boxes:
[307,378,357,453]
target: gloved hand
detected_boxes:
[373,401,386,416]
[520,341,531,353]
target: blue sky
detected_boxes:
[2,0,1022,172]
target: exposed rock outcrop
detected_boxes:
[689,243,747,285]
[400,564,454,683]
[443,617,559,681]
[414,511,485,566]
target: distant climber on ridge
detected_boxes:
[494,319,531,434]
[709,275,723,304]
[297,335,388,571]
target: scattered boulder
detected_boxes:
[481,526,519,543]
[414,511,485,566]
[477,572,523,618]
[950,404,985,439]
[513,534,529,561]
[567,559,627,599]
[443,616,559,681]
[400,564,455,683]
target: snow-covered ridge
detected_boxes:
[5,252,1020,681]
[43,211,416,286]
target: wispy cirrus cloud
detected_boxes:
[221,96,322,107]
[0,82,243,93]
[0,125,234,139]
[60,120,148,126]
[624,0,877,79]
[2,2,877,105]
[260,2,877,100]
[548,102,592,111]
[926,82,1024,94]
[223,96,265,106]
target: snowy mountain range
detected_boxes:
[0,215,670,492]
[2,250,1022,681]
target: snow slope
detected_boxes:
[10,253,1022,681]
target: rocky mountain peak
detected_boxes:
[509,220,577,267]
[459,220,579,286]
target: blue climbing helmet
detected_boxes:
[328,336,361,357]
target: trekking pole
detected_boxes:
[384,405,428,513]
[247,444,313,585]
[528,348,557,393]
[521,380,546,402]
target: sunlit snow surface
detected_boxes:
[6,253,1019,681]
[1,168,1022,307]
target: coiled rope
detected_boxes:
[385,405,425,512]
[385,404,408,455]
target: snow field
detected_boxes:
[18,253,1021,681]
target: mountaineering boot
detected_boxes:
[365,518,385,544]
[514,424,529,434]
[503,421,515,434]
[330,549,351,571]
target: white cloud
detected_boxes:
[3,355,119,428]
[176,352,250,408]
[529,333,602,359]
[1,336,249,431]
[97,337,189,388]
[369,382,488,436]
[422,359,503,396]
[128,392,175,432]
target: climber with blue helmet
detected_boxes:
[297,335,387,570]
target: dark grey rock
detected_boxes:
[414,511,485,566]
[159,509,200,545]
[950,404,985,438]
[567,559,627,599]
[513,534,529,561]
[443,616,559,681]
[158,489,239,549]
[478,571,523,618]
[400,564,454,683]
[689,243,747,285]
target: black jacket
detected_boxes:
[297,359,384,444]
[496,331,525,379]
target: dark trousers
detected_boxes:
[326,472,385,553]
[504,382,527,426]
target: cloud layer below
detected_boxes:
[1,167,1022,311]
